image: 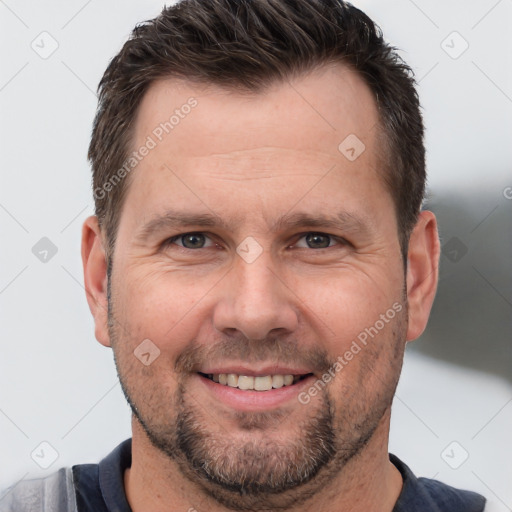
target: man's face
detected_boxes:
[105,64,408,508]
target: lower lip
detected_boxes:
[197,374,316,412]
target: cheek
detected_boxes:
[297,270,402,349]
[113,265,218,353]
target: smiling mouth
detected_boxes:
[198,372,313,391]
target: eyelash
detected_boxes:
[162,232,349,251]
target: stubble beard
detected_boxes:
[107,271,407,509]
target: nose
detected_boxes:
[212,251,299,341]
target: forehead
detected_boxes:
[134,63,379,160]
[122,63,390,232]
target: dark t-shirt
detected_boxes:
[71,438,486,512]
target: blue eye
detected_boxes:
[163,231,346,252]
[295,233,341,249]
[167,233,215,249]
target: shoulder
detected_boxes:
[0,439,131,512]
[0,467,77,512]
[391,454,487,512]
[418,477,487,511]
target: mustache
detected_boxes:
[174,334,333,375]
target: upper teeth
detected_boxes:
[211,374,296,391]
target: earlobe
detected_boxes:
[405,210,440,342]
[81,215,111,347]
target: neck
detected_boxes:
[124,411,403,512]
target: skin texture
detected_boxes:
[82,63,440,512]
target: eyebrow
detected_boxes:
[135,208,373,242]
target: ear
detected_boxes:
[405,210,440,342]
[81,215,111,347]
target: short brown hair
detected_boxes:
[88,0,425,263]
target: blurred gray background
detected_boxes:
[0,1,511,510]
